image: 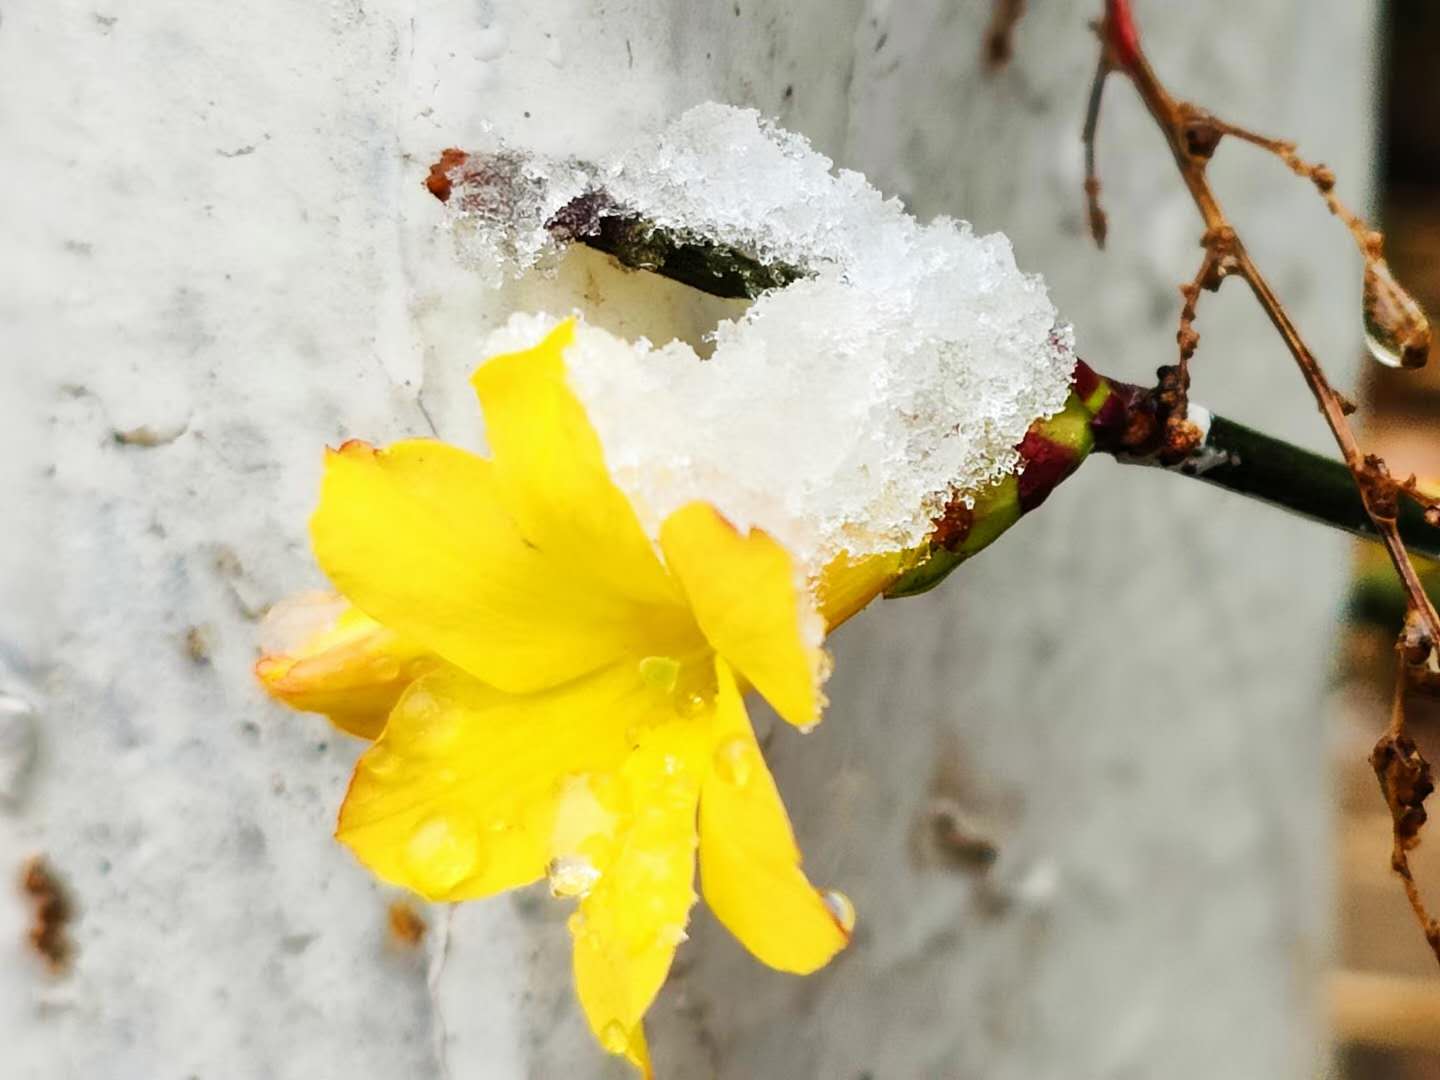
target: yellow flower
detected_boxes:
[257,319,907,1072]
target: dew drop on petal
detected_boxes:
[404,814,479,894]
[362,746,401,779]
[712,735,754,786]
[822,889,856,935]
[369,655,402,682]
[638,655,681,693]
[546,854,602,898]
[600,1021,631,1054]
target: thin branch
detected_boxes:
[1092,0,1440,964]
[1372,651,1440,956]
[1081,50,1110,248]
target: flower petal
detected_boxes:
[658,501,822,729]
[336,664,656,901]
[254,593,437,740]
[814,549,918,633]
[699,658,850,973]
[570,720,705,1063]
[310,437,698,695]
[471,319,683,611]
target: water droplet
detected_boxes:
[546,854,602,898]
[660,922,690,946]
[1363,258,1431,369]
[551,773,622,857]
[822,889,856,935]
[798,721,819,735]
[712,735,754,786]
[678,691,708,718]
[362,746,401,779]
[369,655,402,682]
[404,814,479,894]
[638,655,681,693]
[600,1021,631,1054]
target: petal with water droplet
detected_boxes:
[698,658,850,973]
[570,721,704,1063]
[658,501,824,730]
[337,664,658,901]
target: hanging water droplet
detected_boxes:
[404,814,480,894]
[546,854,602,898]
[1363,258,1431,369]
[822,889,856,935]
[600,1020,631,1054]
[712,735,754,786]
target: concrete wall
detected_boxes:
[1,1,1372,1076]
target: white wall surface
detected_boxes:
[1,1,1372,1077]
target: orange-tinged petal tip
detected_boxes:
[255,592,436,740]
[332,438,378,458]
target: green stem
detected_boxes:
[1131,414,1440,561]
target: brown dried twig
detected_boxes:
[1086,0,1440,964]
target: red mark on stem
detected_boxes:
[1105,0,1141,69]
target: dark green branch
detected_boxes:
[1130,414,1440,561]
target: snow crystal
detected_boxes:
[449,104,1076,571]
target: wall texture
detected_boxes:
[1,1,1373,1077]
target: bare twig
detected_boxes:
[1089,0,1440,963]
[1371,652,1440,955]
[1081,50,1109,248]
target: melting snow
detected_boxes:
[444,103,1075,570]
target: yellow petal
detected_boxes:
[254,592,438,740]
[311,437,698,695]
[698,658,850,973]
[336,664,658,901]
[658,501,822,730]
[570,721,705,1061]
[815,548,919,633]
[623,1025,654,1079]
[471,319,682,611]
